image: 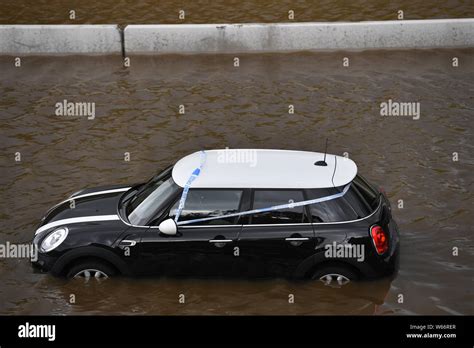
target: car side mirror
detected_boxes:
[158,218,177,236]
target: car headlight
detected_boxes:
[40,227,68,253]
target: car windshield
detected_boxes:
[126,169,180,226]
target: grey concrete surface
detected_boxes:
[1,20,473,55]
[0,25,122,54]
[124,19,474,54]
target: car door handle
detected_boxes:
[119,240,137,246]
[285,237,309,241]
[209,239,233,243]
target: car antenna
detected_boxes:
[314,138,328,166]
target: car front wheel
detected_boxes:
[66,261,116,281]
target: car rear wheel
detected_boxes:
[311,266,358,287]
[66,261,116,281]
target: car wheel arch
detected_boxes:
[293,252,363,280]
[51,246,131,277]
[304,259,363,280]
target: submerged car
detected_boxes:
[32,149,399,285]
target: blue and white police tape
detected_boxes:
[176,182,351,226]
[173,150,207,223]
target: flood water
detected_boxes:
[1,0,473,24]
[0,49,473,315]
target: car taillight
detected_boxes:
[370,225,388,255]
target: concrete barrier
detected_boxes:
[124,19,474,54]
[0,25,122,54]
[1,20,473,55]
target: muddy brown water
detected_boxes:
[0,49,473,315]
[1,0,473,24]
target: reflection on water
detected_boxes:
[3,258,395,315]
[0,49,473,315]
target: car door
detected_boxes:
[236,189,316,278]
[114,225,148,276]
[138,189,245,277]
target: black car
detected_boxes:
[32,149,399,286]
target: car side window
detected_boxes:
[353,175,380,210]
[250,190,308,224]
[169,190,243,225]
[306,186,364,223]
[342,185,372,217]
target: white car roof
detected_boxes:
[171,149,357,189]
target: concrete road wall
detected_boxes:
[0,25,122,54]
[124,19,474,54]
[0,20,473,55]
